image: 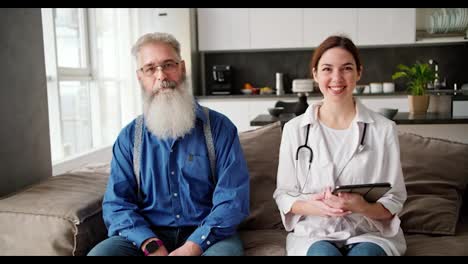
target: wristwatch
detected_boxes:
[143,239,164,256]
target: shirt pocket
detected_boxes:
[180,153,213,192]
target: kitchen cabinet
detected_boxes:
[303,8,358,48]
[197,8,250,51]
[197,8,419,51]
[415,8,468,44]
[357,8,416,46]
[249,9,302,49]
[453,100,468,116]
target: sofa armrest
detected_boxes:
[0,172,108,255]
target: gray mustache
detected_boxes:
[160,80,177,89]
[151,80,178,94]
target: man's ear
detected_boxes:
[180,60,186,75]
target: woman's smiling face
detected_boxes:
[313,47,362,102]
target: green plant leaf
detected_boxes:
[392,62,436,96]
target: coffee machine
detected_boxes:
[209,65,233,95]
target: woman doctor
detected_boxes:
[273,35,407,256]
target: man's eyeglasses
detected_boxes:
[137,60,180,77]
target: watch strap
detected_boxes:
[143,239,164,256]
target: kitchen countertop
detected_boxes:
[197,92,408,100]
[250,112,468,126]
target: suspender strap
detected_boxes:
[133,115,144,198]
[202,106,217,184]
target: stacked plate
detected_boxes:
[426,8,468,34]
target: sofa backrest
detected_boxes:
[238,122,284,230]
[398,132,468,235]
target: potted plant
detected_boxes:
[392,62,436,114]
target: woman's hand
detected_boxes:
[322,187,393,220]
[322,187,368,213]
[291,189,351,217]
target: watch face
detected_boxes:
[146,240,160,253]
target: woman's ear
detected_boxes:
[312,68,318,81]
[357,65,363,81]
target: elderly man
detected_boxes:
[88,32,250,256]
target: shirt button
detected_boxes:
[173,193,178,197]
[171,171,175,175]
[201,235,206,239]
[176,214,180,218]
[206,241,211,245]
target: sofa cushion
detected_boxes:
[240,229,287,256]
[405,221,468,256]
[0,171,109,255]
[398,132,468,235]
[238,122,283,230]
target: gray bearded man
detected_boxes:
[88,32,250,256]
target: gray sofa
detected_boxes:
[1,122,468,256]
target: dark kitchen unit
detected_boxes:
[197,43,468,97]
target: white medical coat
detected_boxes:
[273,99,407,256]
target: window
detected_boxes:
[42,8,142,163]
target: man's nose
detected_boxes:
[154,67,167,80]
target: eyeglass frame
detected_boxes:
[137,60,182,77]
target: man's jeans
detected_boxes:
[306,241,387,256]
[87,226,243,256]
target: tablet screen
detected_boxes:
[332,183,391,203]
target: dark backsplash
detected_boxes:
[200,43,468,95]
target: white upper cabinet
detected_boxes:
[197,8,420,51]
[249,9,303,49]
[303,8,358,48]
[357,8,416,46]
[197,8,250,51]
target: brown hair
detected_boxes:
[310,35,362,76]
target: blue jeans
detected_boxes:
[307,241,387,256]
[87,226,243,256]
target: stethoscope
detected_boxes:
[290,122,368,197]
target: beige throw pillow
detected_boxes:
[398,132,468,235]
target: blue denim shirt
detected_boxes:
[102,103,250,252]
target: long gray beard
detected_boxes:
[142,81,195,140]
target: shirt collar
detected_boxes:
[194,101,208,124]
[299,97,374,128]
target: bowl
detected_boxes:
[241,89,252,95]
[378,108,398,120]
[354,85,365,94]
[268,107,284,117]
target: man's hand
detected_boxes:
[141,238,169,256]
[168,241,202,256]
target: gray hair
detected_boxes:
[131,32,181,60]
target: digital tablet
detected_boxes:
[332,182,391,203]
